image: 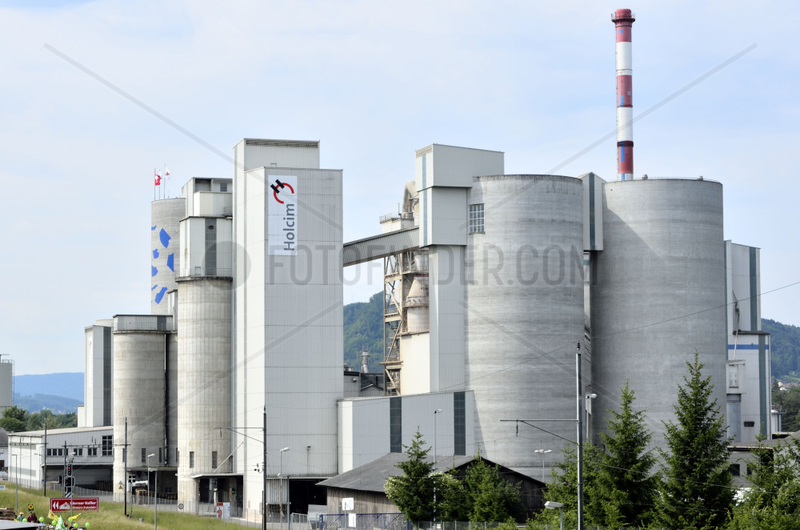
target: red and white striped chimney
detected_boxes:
[612,9,635,181]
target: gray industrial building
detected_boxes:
[3,9,774,522]
[1,137,768,524]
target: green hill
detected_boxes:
[343,292,384,372]
[763,318,800,381]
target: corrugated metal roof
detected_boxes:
[317,453,475,493]
[244,138,319,148]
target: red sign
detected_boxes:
[50,498,99,512]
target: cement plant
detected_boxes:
[3,7,774,526]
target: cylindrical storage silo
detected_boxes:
[466,175,585,479]
[176,277,232,508]
[112,328,169,492]
[151,198,185,314]
[590,179,726,450]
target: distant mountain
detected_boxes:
[13,372,84,403]
[12,393,82,414]
[343,292,384,372]
[764,318,800,380]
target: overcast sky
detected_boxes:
[1,0,798,375]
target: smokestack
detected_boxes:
[612,9,635,181]
[361,351,370,373]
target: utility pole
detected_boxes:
[124,418,128,517]
[43,424,47,497]
[576,342,584,530]
[263,407,267,530]
[63,441,68,497]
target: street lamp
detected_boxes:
[544,501,564,530]
[279,447,289,530]
[11,453,18,514]
[147,453,158,530]
[533,449,551,483]
[433,409,442,523]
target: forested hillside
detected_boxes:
[763,318,800,380]
[343,292,384,372]
[341,299,800,381]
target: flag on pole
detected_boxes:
[154,168,162,186]
[165,166,171,177]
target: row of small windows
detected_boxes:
[46,436,112,457]
[468,204,484,234]
[137,448,216,469]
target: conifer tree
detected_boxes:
[656,351,734,529]
[594,380,657,527]
[533,443,604,528]
[385,430,435,524]
[462,456,523,523]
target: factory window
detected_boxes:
[159,448,163,464]
[454,392,466,456]
[729,463,741,476]
[469,204,484,233]
[212,451,218,469]
[189,451,195,469]
[220,183,228,192]
[74,448,83,456]
[57,448,63,456]
[176,449,179,465]
[141,448,146,464]
[390,397,402,453]
[102,435,113,456]
[88,447,97,457]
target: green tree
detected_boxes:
[437,472,469,522]
[727,436,800,530]
[772,385,800,432]
[27,409,60,430]
[656,351,734,529]
[385,432,525,524]
[385,430,435,524]
[532,443,604,528]
[462,456,524,523]
[594,380,657,528]
[0,405,29,432]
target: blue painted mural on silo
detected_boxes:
[151,223,177,305]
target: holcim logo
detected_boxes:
[270,178,295,204]
[268,176,298,256]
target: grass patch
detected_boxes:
[0,483,244,530]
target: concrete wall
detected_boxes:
[465,175,585,479]
[176,277,233,506]
[591,179,727,450]
[180,217,233,277]
[0,360,12,413]
[112,328,174,490]
[233,141,343,516]
[83,321,113,427]
[337,391,476,474]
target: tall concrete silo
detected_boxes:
[151,198,185,314]
[466,175,586,478]
[176,278,232,508]
[590,179,726,448]
[112,315,177,495]
[175,177,234,509]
